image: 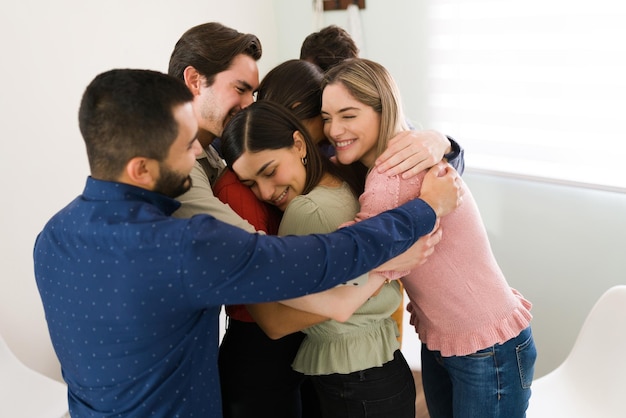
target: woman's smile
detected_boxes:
[271,186,290,207]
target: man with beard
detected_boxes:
[32,68,463,418]
[167,22,263,229]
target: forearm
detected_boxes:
[280,273,386,322]
[246,302,328,339]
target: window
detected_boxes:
[426,0,626,192]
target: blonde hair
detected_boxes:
[322,58,409,160]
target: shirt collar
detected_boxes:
[82,176,182,216]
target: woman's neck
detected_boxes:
[359,148,378,170]
[317,172,343,188]
[361,129,405,169]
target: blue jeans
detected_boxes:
[421,326,536,418]
[311,349,416,418]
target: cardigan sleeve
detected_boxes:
[355,170,402,221]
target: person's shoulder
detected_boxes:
[280,183,358,235]
[365,166,424,194]
[213,169,244,194]
[295,183,355,210]
[284,193,322,217]
[309,181,355,200]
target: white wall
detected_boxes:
[272,0,431,123]
[272,0,626,378]
[0,0,280,382]
[464,172,626,377]
[2,0,624,384]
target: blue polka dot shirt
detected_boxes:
[33,177,435,417]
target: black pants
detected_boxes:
[311,349,416,418]
[218,319,321,418]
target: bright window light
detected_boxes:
[426,0,626,192]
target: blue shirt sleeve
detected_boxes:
[180,198,436,307]
[445,136,465,175]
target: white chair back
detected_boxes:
[0,334,69,418]
[526,285,626,417]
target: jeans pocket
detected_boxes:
[515,329,537,389]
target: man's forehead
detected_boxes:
[219,55,259,87]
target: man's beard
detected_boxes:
[153,163,192,198]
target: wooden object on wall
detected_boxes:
[323,0,365,11]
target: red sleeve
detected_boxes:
[213,169,281,235]
[214,169,283,322]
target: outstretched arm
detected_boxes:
[279,273,387,321]
[247,302,327,340]
[249,273,387,339]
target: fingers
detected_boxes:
[385,155,432,178]
[445,169,464,212]
[431,218,442,234]
[375,132,435,178]
[374,132,409,165]
[376,146,426,175]
[375,130,449,178]
[419,164,464,217]
[400,158,434,179]
[429,224,443,245]
[429,161,450,177]
[407,302,418,327]
[453,174,465,209]
[412,225,443,266]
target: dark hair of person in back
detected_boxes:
[256,59,324,121]
[168,22,262,86]
[300,25,359,72]
[220,100,357,198]
[78,69,193,180]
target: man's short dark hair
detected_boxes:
[168,22,262,86]
[300,25,359,72]
[78,69,193,180]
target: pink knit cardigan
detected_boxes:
[345,169,532,357]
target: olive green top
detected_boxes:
[278,182,401,375]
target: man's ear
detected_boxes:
[122,157,159,189]
[182,66,202,95]
[292,131,308,159]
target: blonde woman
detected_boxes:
[321,58,536,418]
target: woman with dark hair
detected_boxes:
[221,100,430,418]
[256,59,336,160]
[216,59,330,418]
